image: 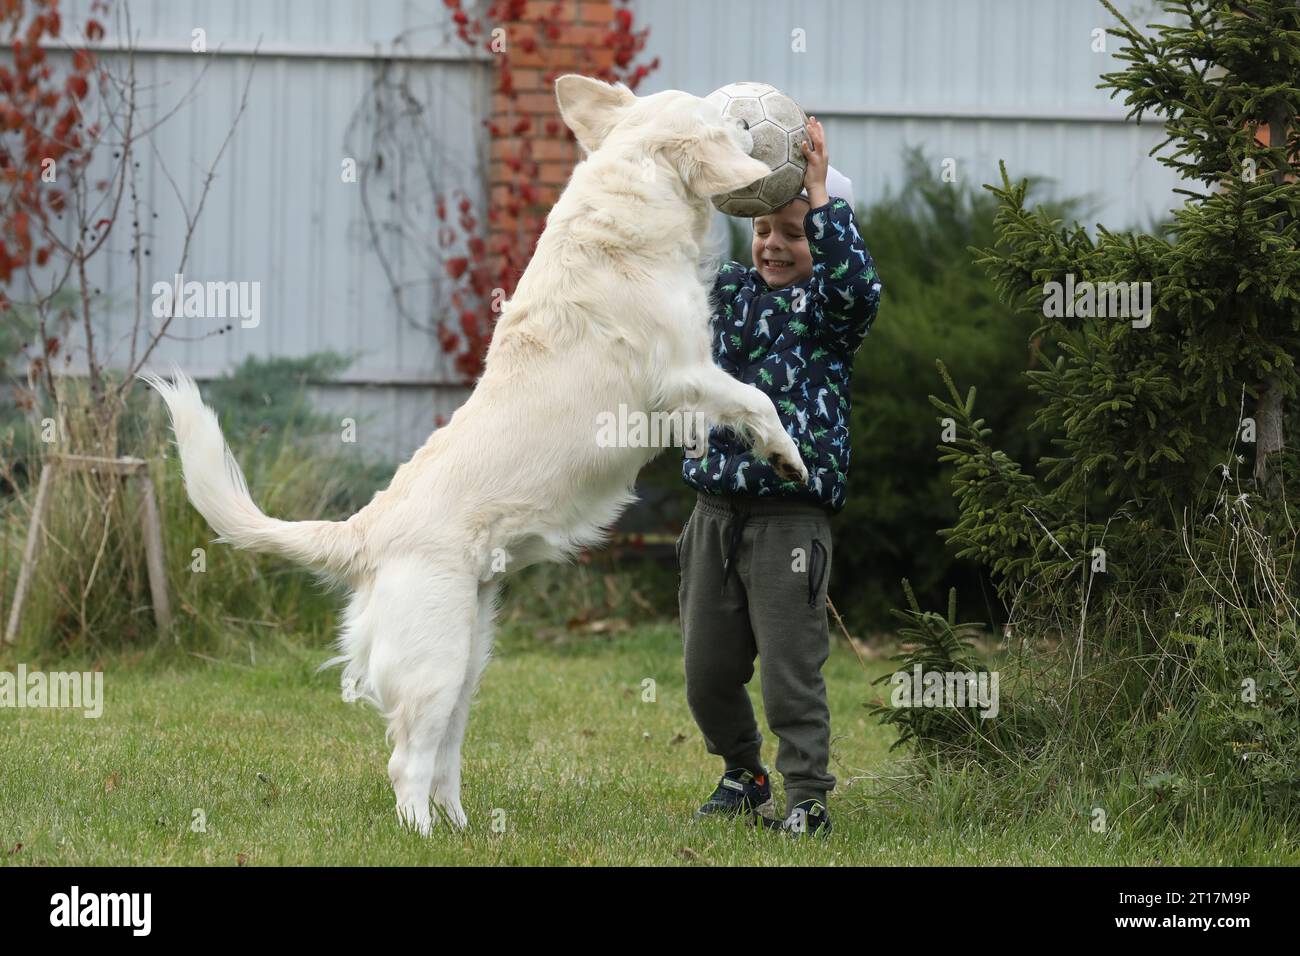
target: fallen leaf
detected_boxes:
[103,772,118,793]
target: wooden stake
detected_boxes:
[4,455,171,643]
[5,463,54,643]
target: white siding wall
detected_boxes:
[57,0,490,458]
[633,0,1180,229]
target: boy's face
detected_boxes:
[752,198,814,288]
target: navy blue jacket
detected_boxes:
[682,198,882,511]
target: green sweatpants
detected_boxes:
[677,492,835,808]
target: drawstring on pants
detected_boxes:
[720,505,750,595]
[703,494,830,601]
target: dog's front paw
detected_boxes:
[433,794,468,831]
[769,449,809,484]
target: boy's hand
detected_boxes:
[801,116,829,207]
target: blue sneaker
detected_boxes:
[781,798,832,837]
[694,768,778,824]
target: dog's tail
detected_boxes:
[141,369,361,576]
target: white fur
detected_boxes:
[143,75,806,835]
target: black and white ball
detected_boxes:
[707,81,809,217]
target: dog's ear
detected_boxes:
[555,75,635,153]
[674,130,773,199]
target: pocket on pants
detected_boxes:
[675,509,693,564]
[807,536,831,608]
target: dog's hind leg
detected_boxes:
[371,560,477,835]
[430,578,499,830]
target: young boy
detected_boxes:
[678,118,881,837]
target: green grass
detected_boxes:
[2,624,1297,865]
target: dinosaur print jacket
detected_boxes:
[682,198,882,512]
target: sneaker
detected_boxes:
[781,798,831,837]
[694,768,778,823]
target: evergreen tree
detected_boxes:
[951,0,1298,604]
[912,0,1300,808]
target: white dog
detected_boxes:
[145,74,808,834]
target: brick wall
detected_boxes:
[487,0,617,286]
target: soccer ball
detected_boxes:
[707,81,809,217]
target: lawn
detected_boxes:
[2,623,1296,865]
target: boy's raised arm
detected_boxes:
[806,199,882,354]
[795,118,882,354]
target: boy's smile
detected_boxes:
[752,197,814,288]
